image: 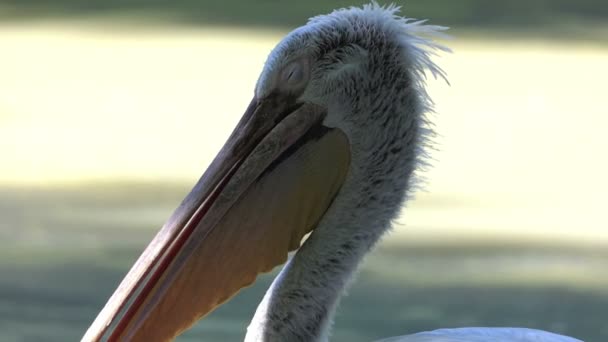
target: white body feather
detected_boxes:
[377,328,583,342]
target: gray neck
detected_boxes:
[244,221,378,342]
[242,5,447,339]
[244,102,421,342]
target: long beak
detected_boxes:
[82,96,332,342]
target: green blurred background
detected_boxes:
[1,1,607,341]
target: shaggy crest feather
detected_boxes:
[309,1,451,201]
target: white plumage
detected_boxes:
[377,328,582,342]
[246,3,581,342]
[84,3,584,342]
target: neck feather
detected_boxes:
[245,107,420,341]
[244,6,446,339]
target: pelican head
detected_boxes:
[84,3,449,342]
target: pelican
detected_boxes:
[83,3,582,342]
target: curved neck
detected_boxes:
[245,114,419,341]
[244,199,387,342]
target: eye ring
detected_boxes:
[280,58,311,91]
[285,63,304,84]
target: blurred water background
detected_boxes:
[1,1,607,341]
